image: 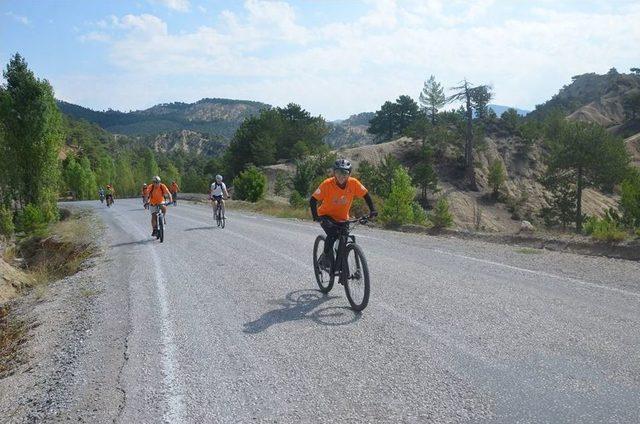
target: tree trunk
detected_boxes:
[576,167,583,232]
[464,84,478,191]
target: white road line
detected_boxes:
[116,212,186,423]
[433,248,640,299]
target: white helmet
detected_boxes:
[215,174,223,182]
[152,175,161,183]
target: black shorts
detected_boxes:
[212,195,223,204]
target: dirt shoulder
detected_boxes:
[0,207,126,423]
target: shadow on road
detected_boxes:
[184,226,217,231]
[110,239,154,248]
[243,289,361,334]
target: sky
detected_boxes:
[1,0,639,120]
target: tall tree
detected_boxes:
[470,85,493,121]
[368,95,420,142]
[0,53,63,220]
[448,79,477,190]
[547,120,630,231]
[418,75,446,125]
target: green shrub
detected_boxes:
[582,216,598,235]
[274,171,288,196]
[585,210,626,242]
[18,204,46,234]
[591,219,626,243]
[429,197,454,229]
[487,159,506,198]
[233,166,267,202]
[0,207,14,238]
[411,202,427,225]
[380,167,416,226]
[288,190,307,208]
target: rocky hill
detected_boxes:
[57,98,270,139]
[325,112,375,148]
[59,98,376,152]
[531,69,640,129]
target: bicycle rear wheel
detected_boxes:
[313,235,334,293]
[216,208,221,227]
[343,243,370,311]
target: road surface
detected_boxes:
[59,199,640,423]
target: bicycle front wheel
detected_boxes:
[343,243,370,311]
[313,235,334,293]
[158,215,164,243]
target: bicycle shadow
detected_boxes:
[110,239,154,248]
[184,226,217,231]
[242,289,361,334]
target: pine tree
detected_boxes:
[487,159,506,198]
[380,167,416,226]
[547,120,630,231]
[418,75,446,125]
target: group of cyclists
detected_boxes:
[98,159,377,261]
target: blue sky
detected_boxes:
[2,0,639,120]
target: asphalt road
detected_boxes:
[71,198,640,423]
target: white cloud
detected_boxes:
[150,0,191,12]
[5,12,31,26]
[71,1,640,119]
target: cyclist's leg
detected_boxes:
[151,209,157,231]
[320,221,339,261]
[161,205,167,223]
[221,199,226,218]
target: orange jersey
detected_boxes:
[170,182,180,193]
[146,183,171,205]
[312,177,368,221]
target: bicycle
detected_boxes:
[151,203,167,242]
[312,216,371,311]
[106,194,114,207]
[212,197,225,229]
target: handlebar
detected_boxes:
[319,215,372,227]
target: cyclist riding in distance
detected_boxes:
[309,159,378,270]
[141,183,149,208]
[210,174,229,218]
[170,180,180,206]
[106,184,115,204]
[145,176,172,237]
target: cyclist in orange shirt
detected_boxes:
[170,180,180,206]
[145,176,173,237]
[310,159,377,269]
[141,183,149,208]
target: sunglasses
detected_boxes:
[335,169,350,176]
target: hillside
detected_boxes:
[57,98,270,139]
[325,112,375,148]
[531,69,640,128]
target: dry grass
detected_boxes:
[17,209,97,286]
[0,305,27,377]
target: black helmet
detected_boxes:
[333,158,352,172]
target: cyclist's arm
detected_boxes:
[363,192,377,217]
[309,196,320,221]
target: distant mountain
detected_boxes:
[57,98,270,139]
[488,104,530,117]
[325,112,375,148]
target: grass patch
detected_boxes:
[515,247,543,254]
[0,305,27,378]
